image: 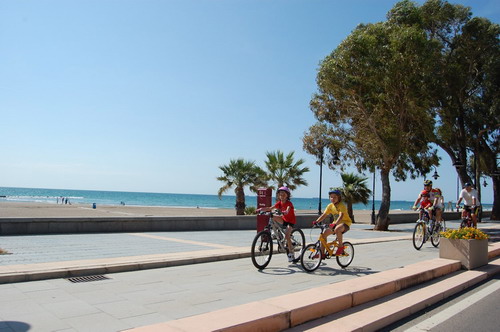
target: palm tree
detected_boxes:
[264,151,310,192]
[337,173,371,223]
[217,159,266,215]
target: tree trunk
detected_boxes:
[491,175,500,220]
[374,169,391,231]
[347,202,355,223]
[235,186,246,215]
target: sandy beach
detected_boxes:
[0,201,414,223]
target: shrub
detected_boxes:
[440,227,489,240]
[245,206,257,215]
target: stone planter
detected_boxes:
[439,238,488,270]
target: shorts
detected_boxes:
[464,205,481,215]
[331,223,350,233]
[283,221,295,228]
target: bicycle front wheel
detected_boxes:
[412,222,425,250]
[290,229,306,262]
[336,241,354,268]
[251,230,273,270]
[301,243,322,272]
[460,218,472,228]
[431,220,445,247]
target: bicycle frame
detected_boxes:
[300,222,354,272]
[262,211,288,250]
[459,207,473,228]
[418,208,431,223]
[314,224,342,257]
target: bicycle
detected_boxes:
[458,206,474,228]
[412,208,445,250]
[300,222,354,272]
[250,210,305,270]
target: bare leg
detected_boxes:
[472,214,478,228]
[320,228,333,255]
[285,225,293,253]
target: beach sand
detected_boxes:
[0,201,413,223]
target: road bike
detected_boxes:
[459,206,474,228]
[250,210,305,270]
[300,222,354,272]
[412,208,446,250]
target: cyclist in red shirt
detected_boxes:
[413,180,440,219]
[418,193,433,221]
[258,186,297,262]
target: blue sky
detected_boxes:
[0,0,498,203]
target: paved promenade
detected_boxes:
[0,220,499,331]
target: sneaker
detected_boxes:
[288,253,294,262]
[336,247,345,256]
[313,251,325,259]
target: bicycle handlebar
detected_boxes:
[312,221,329,229]
[257,209,282,216]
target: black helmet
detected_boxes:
[423,180,433,186]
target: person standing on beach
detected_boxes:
[258,186,297,262]
[313,189,351,257]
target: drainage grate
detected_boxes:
[66,275,111,283]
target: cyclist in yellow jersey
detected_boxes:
[313,189,352,256]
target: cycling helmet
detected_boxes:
[277,186,291,198]
[464,182,472,187]
[277,186,290,194]
[423,180,433,186]
[328,189,342,202]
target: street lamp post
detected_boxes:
[318,151,323,216]
[318,152,340,215]
[371,171,376,225]
[453,160,464,212]
[432,166,440,181]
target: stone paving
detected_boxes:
[0,220,498,332]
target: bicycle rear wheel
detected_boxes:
[301,243,322,272]
[412,222,425,250]
[290,229,305,262]
[251,230,273,270]
[336,241,354,268]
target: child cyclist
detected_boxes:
[418,192,434,221]
[258,186,297,262]
[413,179,441,221]
[313,189,351,257]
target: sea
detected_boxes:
[0,187,492,212]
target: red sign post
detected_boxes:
[257,188,273,232]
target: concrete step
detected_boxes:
[125,258,462,331]
[126,242,500,332]
[293,258,500,331]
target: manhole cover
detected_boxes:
[66,275,111,283]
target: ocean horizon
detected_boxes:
[0,186,493,212]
